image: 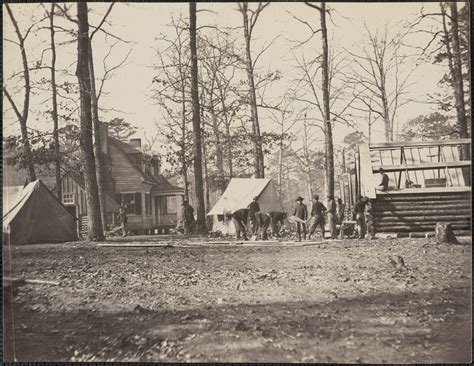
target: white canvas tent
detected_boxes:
[207,178,285,234]
[3,180,78,245]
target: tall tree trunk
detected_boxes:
[76,2,104,241]
[278,111,285,198]
[88,43,107,233]
[181,86,189,201]
[211,109,225,176]
[189,2,207,233]
[201,104,211,210]
[320,3,334,199]
[5,4,36,182]
[49,3,61,199]
[449,2,470,158]
[241,2,264,178]
[220,93,233,178]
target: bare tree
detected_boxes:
[237,2,269,178]
[153,16,192,200]
[4,4,37,182]
[346,25,416,142]
[189,2,206,233]
[76,2,104,241]
[88,3,116,232]
[446,2,469,159]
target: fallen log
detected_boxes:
[374,216,470,223]
[373,202,471,209]
[377,193,470,202]
[4,277,60,286]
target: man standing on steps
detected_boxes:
[247,196,260,236]
[327,196,337,239]
[293,196,308,242]
[308,195,327,240]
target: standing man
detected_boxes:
[308,195,327,240]
[247,196,260,235]
[182,200,195,235]
[118,204,128,237]
[353,195,368,239]
[255,211,272,240]
[336,198,345,224]
[376,168,389,191]
[232,208,249,241]
[293,196,308,242]
[268,211,288,238]
[327,196,337,239]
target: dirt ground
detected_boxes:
[3,235,472,363]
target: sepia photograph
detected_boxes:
[2,1,472,362]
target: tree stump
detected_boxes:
[435,223,459,244]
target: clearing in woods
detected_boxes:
[4,236,472,362]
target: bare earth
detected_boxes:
[4,236,472,363]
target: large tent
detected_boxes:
[207,178,285,234]
[3,180,78,245]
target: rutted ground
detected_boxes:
[5,236,471,362]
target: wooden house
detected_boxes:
[99,123,184,234]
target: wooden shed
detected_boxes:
[342,138,471,237]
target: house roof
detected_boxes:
[108,136,183,194]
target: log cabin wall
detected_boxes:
[357,139,472,237]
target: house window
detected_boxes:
[166,196,177,214]
[145,193,151,215]
[116,192,142,215]
[63,193,75,205]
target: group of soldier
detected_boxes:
[181,193,371,241]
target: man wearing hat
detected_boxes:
[247,196,260,235]
[376,167,389,191]
[293,196,308,241]
[181,200,195,235]
[308,195,327,239]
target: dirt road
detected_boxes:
[4,236,471,362]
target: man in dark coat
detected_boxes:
[182,200,195,234]
[255,211,272,240]
[308,195,327,239]
[247,196,260,235]
[293,196,308,241]
[376,167,389,191]
[232,208,249,240]
[268,211,287,237]
[336,198,345,223]
[327,196,337,239]
[353,195,368,239]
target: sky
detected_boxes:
[3,2,446,154]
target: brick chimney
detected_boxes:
[152,155,161,176]
[129,138,141,151]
